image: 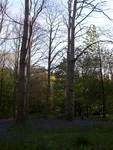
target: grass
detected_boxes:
[0,121,113,150]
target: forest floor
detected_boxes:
[0,118,112,134]
[0,118,113,149]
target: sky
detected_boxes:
[5,0,113,67]
[8,0,113,45]
[8,0,113,25]
[9,0,24,14]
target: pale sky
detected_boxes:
[9,0,24,14]
[6,0,113,66]
[9,0,113,25]
[8,0,113,42]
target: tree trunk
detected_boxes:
[16,0,30,123]
[13,60,18,119]
[0,67,4,115]
[66,61,75,120]
[25,47,30,119]
[66,0,77,120]
[99,49,106,118]
[45,68,50,117]
[45,27,52,117]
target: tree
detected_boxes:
[26,0,46,119]
[36,2,65,116]
[86,25,106,118]
[11,19,22,119]
[65,0,107,120]
[16,0,30,123]
[0,0,8,33]
[98,47,106,118]
[16,0,46,123]
[66,0,77,120]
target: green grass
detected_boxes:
[0,122,113,150]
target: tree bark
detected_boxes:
[66,0,77,120]
[16,0,30,123]
[13,59,18,119]
[25,39,31,119]
[45,26,52,117]
[98,48,106,118]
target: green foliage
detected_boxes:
[0,67,14,118]
[29,67,47,113]
[74,24,111,118]
[52,58,66,114]
[86,24,99,46]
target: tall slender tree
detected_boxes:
[41,3,64,117]
[85,25,106,118]
[66,0,107,120]
[66,0,77,120]
[16,0,46,123]
[16,0,30,123]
